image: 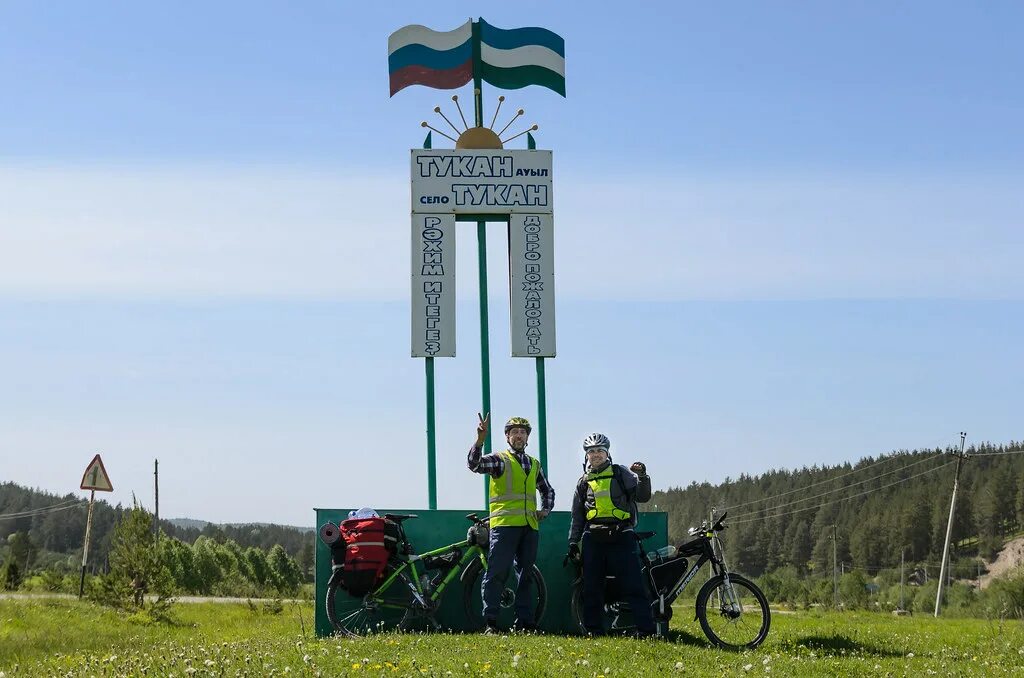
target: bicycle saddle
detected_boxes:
[383,513,418,522]
[635,531,656,540]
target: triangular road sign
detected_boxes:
[80,454,113,492]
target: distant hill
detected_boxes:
[646,440,1024,579]
[0,482,313,567]
[166,517,314,533]
[166,517,208,531]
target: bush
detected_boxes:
[1,560,22,590]
[40,568,64,592]
[976,567,1024,619]
[90,504,176,621]
[839,570,870,609]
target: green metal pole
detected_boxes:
[425,357,437,509]
[477,221,492,509]
[536,357,548,474]
[422,130,438,510]
[526,130,548,475]
[472,19,492,509]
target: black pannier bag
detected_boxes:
[677,534,705,557]
[649,556,689,596]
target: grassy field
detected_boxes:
[1,598,1023,676]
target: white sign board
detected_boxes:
[509,214,556,357]
[411,150,553,214]
[411,213,456,357]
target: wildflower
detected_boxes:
[743,664,753,671]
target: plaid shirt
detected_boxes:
[467,445,556,512]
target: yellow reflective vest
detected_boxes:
[489,450,539,529]
[585,467,631,523]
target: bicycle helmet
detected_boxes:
[504,416,532,434]
[582,433,611,451]
[347,507,379,519]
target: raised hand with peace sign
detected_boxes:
[475,412,490,447]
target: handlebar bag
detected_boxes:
[678,535,706,557]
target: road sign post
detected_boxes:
[78,454,113,598]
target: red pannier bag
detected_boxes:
[340,517,391,596]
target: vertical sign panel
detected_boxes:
[509,214,556,357]
[411,214,456,357]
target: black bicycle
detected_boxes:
[568,511,770,649]
[322,513,547,636]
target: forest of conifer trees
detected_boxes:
[648,441,1024,581]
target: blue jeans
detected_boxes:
[582,529,655,634]
[481,525,539,625]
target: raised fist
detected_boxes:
[630,461,647,475]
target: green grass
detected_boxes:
[1,599,1023,676]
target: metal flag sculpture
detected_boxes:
[388,18,565,97]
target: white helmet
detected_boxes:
[582,433,611,451]
[347,507,379,519]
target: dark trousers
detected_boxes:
[582,529,656,634]
[481,525,539,624]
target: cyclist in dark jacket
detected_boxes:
[567,433,656,636]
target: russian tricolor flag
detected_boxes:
[388,21,474,97]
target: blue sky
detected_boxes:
[1,2,1021,526]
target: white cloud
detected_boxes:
[2,164,1021,300]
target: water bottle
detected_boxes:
[647,544,677,560]
[420,574,432,592]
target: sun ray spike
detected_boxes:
[434,106,461,136]
[421,121,457,143]
[502,124,539,146]
[497,108,524,138]
[451,95,469,130]
[489,96,505,130]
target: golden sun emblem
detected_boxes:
[421,92,539,149]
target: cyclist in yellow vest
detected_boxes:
[566,432,655,636]
[467,413,555,633]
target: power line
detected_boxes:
[721,439,960,512]
[729,452,948,520]
[729,460,955,526]
[0,500,84,520]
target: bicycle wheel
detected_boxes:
[461,560,547,631]
[569,576,663,636]
[695,573,771,650]
[326,565,423,637]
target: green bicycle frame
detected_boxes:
[369,538,489,610]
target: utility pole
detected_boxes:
[831,524,838,609]
[935,431,968,617]
[153,458,160,538]
[899,547,906,611]
[79,490,96,598]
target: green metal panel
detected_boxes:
[314,508,667,637]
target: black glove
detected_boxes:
[566,543,580,563]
